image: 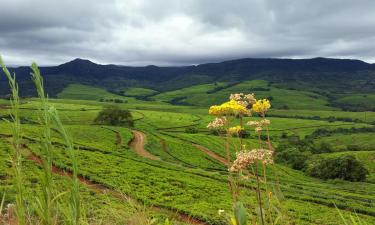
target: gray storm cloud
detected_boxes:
[0,0,375,65]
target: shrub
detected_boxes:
[275,144,311,170]
[306,155,369,181]
[312,141,333,154]
[94,105,133,127]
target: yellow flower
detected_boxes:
[209,100,250,116]
[252,99,271,114]
[227,126,243,136]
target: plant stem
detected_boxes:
[239,115,243,150]
[256,164,265,225]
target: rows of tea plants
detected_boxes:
[1,92,375,224]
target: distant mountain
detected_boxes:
[1,57,375,97]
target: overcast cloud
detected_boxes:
[0,0,375,66]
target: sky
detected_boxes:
[0,0,375,66]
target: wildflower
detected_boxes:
[260,119,270,126]
[255,126,262,134]
[230,93,243,101]
[247,121,261,127]
[245,93,256,104]
[218,209,225,215]
[227,126,243,136]
[247,119,270,134]
[252,99,271,114]
[207,117,227,129]
[229,149,274,172]
[209,100,250,116]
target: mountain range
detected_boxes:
[1,57,375,98]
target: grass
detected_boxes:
[269,109,375,123]
[57,84,134,102]
[150,82,228,103]
[334,94,375,110]
[315,132,375,151]
[123,87,159,97]
[151,80,336,110]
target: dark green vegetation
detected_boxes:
[94,105,134,127]
[306,154,368,181]
[1,57,375,224]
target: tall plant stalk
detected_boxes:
[31,62,57,225]
[30,63,81,224]
[49,108,81,225]
[0,56,26,225]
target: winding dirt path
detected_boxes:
[192,143,229,167]
[129,130,160,160]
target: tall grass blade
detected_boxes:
[49,107,81,225]
[31,62,56,225]
[334,202,349,225]
[0,55,26,225]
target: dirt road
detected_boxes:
[192,143,229,167]
[129,130,160,160]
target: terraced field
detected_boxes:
[1,82,375,224]
[151,80,335,110]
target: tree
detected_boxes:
[306,155,368,181]
[94,105,133,127]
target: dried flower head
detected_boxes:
[207,117,227,129]
[245,93,257,104]
[230,93,258,108]
[229,93,243,101]
[260,119,270,126]
[247,119,270,134]
[230,149,274,172]
[255,126,262,134]
[247,121,261,127]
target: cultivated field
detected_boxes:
[0,79,374,224]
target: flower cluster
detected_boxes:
[209,99,250,116]
[227,126,243,136]
[247,119,270,134]
[229,149,274,172]
[229,93,256,108]
[252,99,271,114]
[207,117,227,130]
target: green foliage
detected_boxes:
[184,127,198,134]
[314,141,334,154]
[57,84,133,102]
[233,201,247,225]
[306,155,369,181]
[275,145,312,170]
[333,94,375,111]
[94,105,134,127]
[0,56,26,225]
[123,87,158,97]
